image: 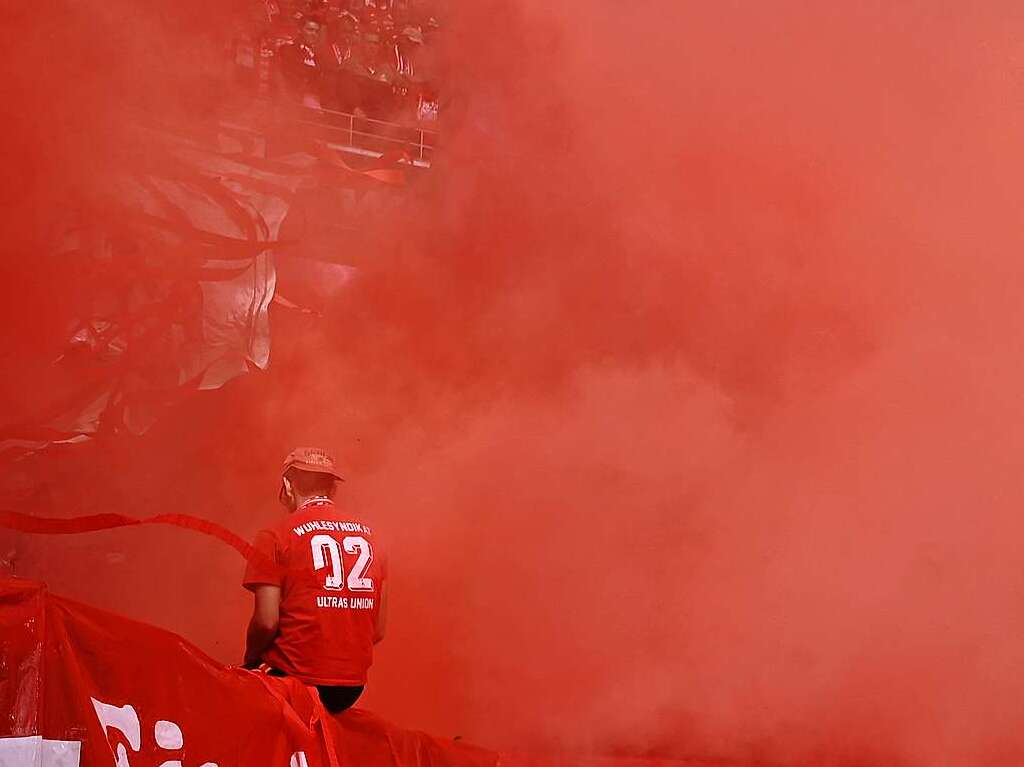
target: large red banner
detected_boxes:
[0,577,498,767]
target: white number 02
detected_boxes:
[310,535,374,592]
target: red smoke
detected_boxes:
[5,1,1024,765]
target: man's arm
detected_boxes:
[243,585,282,668]
[374,579,389,644]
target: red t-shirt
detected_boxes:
[243,499,386,686]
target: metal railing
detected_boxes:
[291,105,438,168]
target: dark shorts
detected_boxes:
[266,668,364,713]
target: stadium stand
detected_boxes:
[230,0,440,166]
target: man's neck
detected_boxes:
[295,495,332,512]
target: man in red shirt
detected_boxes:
[243,447,388,713]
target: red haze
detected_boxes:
[4,1,1024,765]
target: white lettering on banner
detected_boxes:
[155,718,185,767]
[0,736,82,767]
[154,721,183,750]
[91,698,139,767]
[0,736,40,767]
[90,697,221,767]
[89,697,313,766]
[43,739,82,767]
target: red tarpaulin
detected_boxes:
[0,578,721,767]
[0,577,497,767]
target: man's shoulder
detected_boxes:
[251,518,287,548]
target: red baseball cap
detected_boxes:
[281,447,345,482]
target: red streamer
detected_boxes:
[0,509,275,572]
